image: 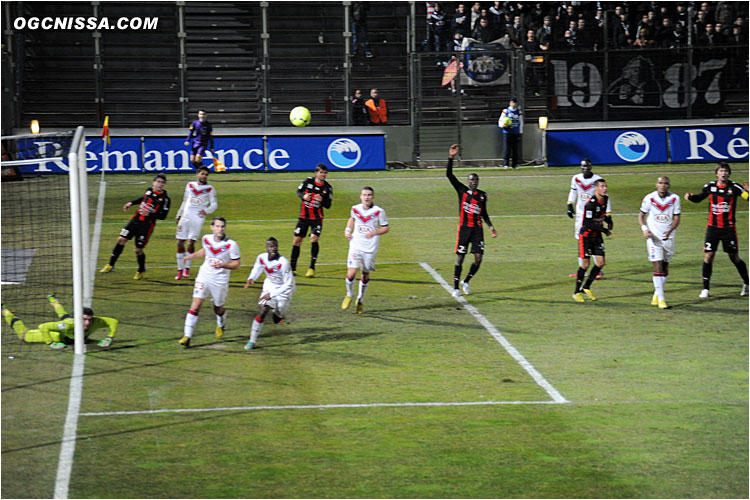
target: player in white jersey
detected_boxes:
[341,186,390,314]
[179,217,240,348]
[567,158,609,277]
[243,237,296,351]
[638,176,681,309]
[175,166,218,280]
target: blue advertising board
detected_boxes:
[15,134,386,173]
[669,126,748,163]
[266,135,386,171]
[547,128,668,166]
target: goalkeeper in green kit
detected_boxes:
[2,294,118,349]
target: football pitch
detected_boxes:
[2,164,748,498]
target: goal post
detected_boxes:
[1,126,91,354]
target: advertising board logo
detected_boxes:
[327,138,361,169]
[614,131,650,162]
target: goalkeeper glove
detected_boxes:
[566,203,575,219]
[98,338,112,347]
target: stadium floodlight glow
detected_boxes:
[538,116,548,130]
[30,120,40,134]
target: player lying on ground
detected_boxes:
[2,295,117,349]
[179,217,241,348]
[244,237,296,350]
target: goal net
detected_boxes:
[1,127,91,354]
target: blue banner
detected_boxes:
[266,136,386,171]
[669,126,749,163]
[16,135,385,173]
[547,128,668,166]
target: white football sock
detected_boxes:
[357,279,370,302]
[250,318,263,343]
[184,258,192,270]
[217,311,227,327]
[177,252,185,270]
[652,274,664,300]
[345,277,355,297]
[184,311,199,338]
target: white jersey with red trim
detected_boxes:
[198,234,240,284]
[640,190,681,239]
[247,253,296,299]
[350,203,388,253]
[568,173,603,212]
[176,181,218,221]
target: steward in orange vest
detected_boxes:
[365,88,388,124]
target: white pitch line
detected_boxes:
[88,181,107,284]
[53,353,85,499]
[80,399,559,417]
[419,262,569,404]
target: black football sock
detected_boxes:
[137,253,146,273]
[575,267,586,293]
[702,261,713,289]
[584,266,601,289]
[109,243,125,266]
[734,259,749,284]
[290,245,301,272]
[453,265,462,288]
[464,262,480,283]
[310,242,319,269]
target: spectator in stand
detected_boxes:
[489,1,506,34]
[657,17,675,47]
[452,3,471,38]
[352,2,373,58]
[696,23,717,46]
[694,10,709,39]
[576,18,596,50]
[527,3,547,31]
[428,2,450,66]
[559,29,577,51]
[698,2,714,24]
[672,22,688,47]
[714,22,728,44]
[557,4,577,33]
[472,17,494,43]
[522,29,546,96]
[536,15,555,48]
[470,2,482,30]
[715,2,736,27]
[613,12,634,48]
[734,17,748,38]
[675,3,689,27]
[567,19,578,40]
[351,89,369,126]
[508,15,525,47]
[636,13,654,42]
[633,26,656,47]
[656,5,672,25]
[365,88,388,125]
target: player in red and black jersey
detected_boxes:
[573,179,612,302]
[100,174,171,280]
[446,144,497,297]
[684,163,749,297]
[290,164,333,277]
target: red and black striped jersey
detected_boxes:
[129,188,170,223]
[446,158,493,229]
[580,194,609,238]
[688,181,747,229]
[297,176,333,220]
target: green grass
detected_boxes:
[2,164,747,498]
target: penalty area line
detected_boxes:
[419,262,569,404]
[80,399,560,417]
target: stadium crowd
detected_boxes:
[426,1,749,51]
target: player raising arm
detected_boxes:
[184,110,214,169]
[175,166,218,280]
[244,237,296,351]
[446,144,497,298]
[684,162,749,297]
[179,217,241,348]
[342,186,390,314]
[638,176,681,309]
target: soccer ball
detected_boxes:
[290,106,311,127]
[501,116,513,128]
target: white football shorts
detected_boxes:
[176,214,204,241]
[192,275,229,307]
[647,236,675,263]
[347,247,377,272]
[260,283,293,317]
